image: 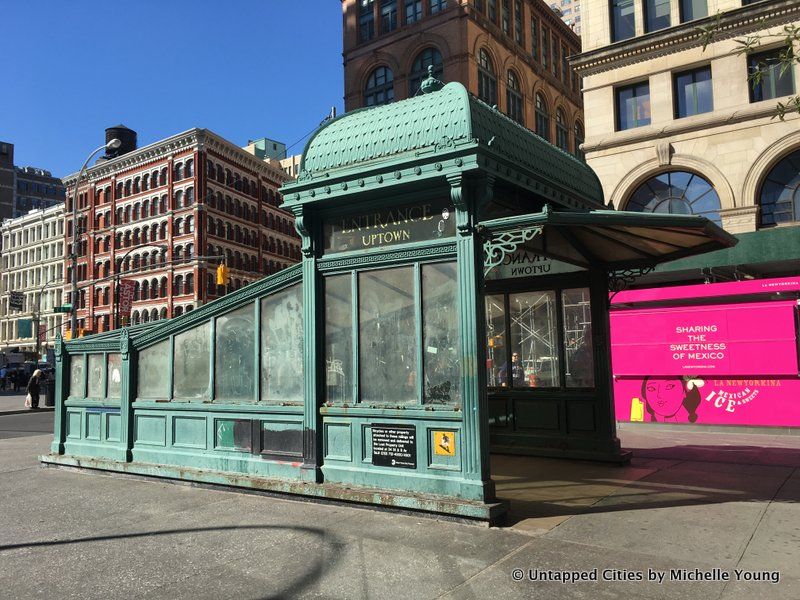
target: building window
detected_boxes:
[531,17,539,62]
[405,0,422,23]
[506,71,524,124]
[478,48,498,105]
[381,0,397,32]
[759,149,800,226]
[364,66,394,106]
[748,48,795,103]
[561,44,569,85]
[541,27,549,69]
[488,0,497,22]
[551,36,559,77]
[644,0,671,33]
[611,0,635,42]
[574,121,585,161]
[514,0,523,46]
[556,109,569,151]
[535,93,550,141]
[501,0,510,34]
[626,171,722,225]
[360,0,375,42]
[430,0,447,13]
[680,0,707,21]
[475,0,484,11]
[616,82,651,130]
[674,66,713,118]
[409,47,444,96]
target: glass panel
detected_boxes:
[611,0,635,42]
[422,262,460,404]
[215,304,256,402]
[509,291,559,387]
[87,354,104,398]
[359,266,417,403]
[173,322,210,400]
[138,340,169,399]
[261,284,304,404]
[325,274,353,403]
[485,294,506,387]
[680,0,707,21]
[106,353,122,401]
[562,288,594,388]
[69,354,85,398]
[645,0,670,32]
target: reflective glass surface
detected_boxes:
[261,284,304,404]
[87,354,104,398]
[173,323,210,400]
[138,340,169,399]
[325,275,353,403]
[215,304,256,402]
[422,262,460,404]
[106,353,122,401]
[562,288,594,388]
[509,291,559,387]
[69,354,85,398]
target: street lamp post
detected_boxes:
[69,139,122,338]
[113,244,169,330]
[32,274,63,361]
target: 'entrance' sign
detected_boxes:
[371,424,417,469]
[323,199,455,253]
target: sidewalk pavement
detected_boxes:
[0,391,53,416]
[1,413,798,599]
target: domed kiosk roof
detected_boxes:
[287,81,603,209]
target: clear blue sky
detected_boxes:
[1,1,343,177]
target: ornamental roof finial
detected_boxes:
[419,65,444,94]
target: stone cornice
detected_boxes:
[63,129,289,189]
[572,0,800,76]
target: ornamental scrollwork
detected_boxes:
[483,227,543,276]
[608,267,655,294]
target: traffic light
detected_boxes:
[216,263,230,286]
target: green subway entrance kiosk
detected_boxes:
[42,79,735,522]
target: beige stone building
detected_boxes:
[573,0,800,234]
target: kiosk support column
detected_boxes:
[449,175,494,499]
[295,208,322,481]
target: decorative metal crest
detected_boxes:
[483,227,543,276]
[608,267,655,293]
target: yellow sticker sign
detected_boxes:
[433,431,456,456]
[630,397,644,422]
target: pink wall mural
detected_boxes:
[611,277,800,427]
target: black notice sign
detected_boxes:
[371,424,417,469]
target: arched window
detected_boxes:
[506,70,523,124]
[151,171,159,189]
[626,171,722,225]
[535,93,550,142]
[556,109,569,152]
[124,180,131,196]
[174,163,184,181]
[186,216,194,234]
[174,274,184,295]
[574,120,585,161]
[477,49,497,106]
[174,189,184,209]
[364,66,394,107]
[409,48,443,96]
[142,175,149,191]
[133,177,140,194]
[186,159,194,177]
[150,308,158,321]
[159,168,168,186]
[185,187,194,205]
[759,148,800,226]
[142,199,150,218]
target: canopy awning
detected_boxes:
[480,207,738,271]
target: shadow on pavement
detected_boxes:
[492,443,800,530]
[0,524,344,600]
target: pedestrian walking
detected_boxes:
[0,366,7,391]
[26,369,43,410]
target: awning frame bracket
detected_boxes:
[483,226,544,276]
[608,266,656,299]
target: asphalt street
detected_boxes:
[1,410,798,599]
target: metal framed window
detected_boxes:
[506,70,524,124]
[610,0,635,42]
[556,109,569,152]
[615,81,651,130]
[626,171,722,225]
[748,48,795,103]
[364,66,395,106]
[535,93,550,141]
[530,17,539,62]
[430,0,447,13]
[381,0,398,32]
[574,121,585,161]
[674,65,713,118]
[478,48,498,105]
[759,149,800,226]
[359,0,375,42]
[514,0,524,46]
[502,0,510,34]
[679,0,707,22]
[644,0,671,33]
[405,0,422,23]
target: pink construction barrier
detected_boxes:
[611,277,800,427]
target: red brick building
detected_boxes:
[342,0,585,156]
[63,127,299,335]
